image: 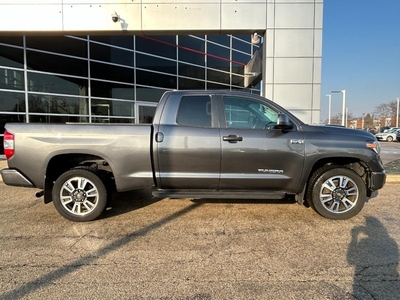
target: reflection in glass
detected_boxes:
[29,114,85,123]
[90,36,133,49]
[139,106,156,123]
[0,45,24,68]
[27,36,87,58]
[232,37,251,53]
[232,51,251,66]
[91,80,134,100]
[0,91,25,112]
[178,62,205,80]
[0,36,23,46]
[26,50,88,77]
[207,43,230,71]
[136,53,176,74]
[0,68,24,90]
[28,93,88,115]
[208,69,229,85]
[232,75,244,87]
[90,43,134,66]
[178,36,205,66]
[136,36,176,59]
[207,35,230,46]
[208,82,229,90]
[136,70,176,89]
[232,64,245,77]
[179,77,205,90]
[27,72,87,96]
[136,87,168,102]
[91,98,134,117]
[90,61,134,84]
[92,117,134,124]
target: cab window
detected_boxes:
[177,96,211,127]
[223,96,278,129]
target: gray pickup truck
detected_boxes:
[1,90,386,222]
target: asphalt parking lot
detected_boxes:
[0,143,399,300]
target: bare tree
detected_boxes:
[373,100,398,119]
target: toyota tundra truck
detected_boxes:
[1,90,386,222]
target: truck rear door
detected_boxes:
[154,93,221,189]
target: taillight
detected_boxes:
[3,131,14,159]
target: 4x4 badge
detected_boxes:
[290,139,304,144]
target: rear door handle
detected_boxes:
[223,134,243,143]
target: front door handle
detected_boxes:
[223,134,243,143]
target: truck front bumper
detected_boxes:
[1,168,35,188]
[371,171,386,191]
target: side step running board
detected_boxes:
[152,189,287,200]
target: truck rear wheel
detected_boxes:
[52,169,107,222]
[307,166,366,220]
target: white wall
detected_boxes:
[262,0,323,124]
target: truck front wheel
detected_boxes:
[52,169,107,222]
[307,166,366,220]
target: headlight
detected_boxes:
[366,140,380,154]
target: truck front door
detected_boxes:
[219,95,305,191]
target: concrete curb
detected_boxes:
[0,160,399,184]
[385,175,400,183]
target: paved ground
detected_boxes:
[0,142,399,299]
[0,182,400,299]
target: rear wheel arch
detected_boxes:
[52,168,108,222]
[44,154,115,204]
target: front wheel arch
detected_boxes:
[306,165,367,220]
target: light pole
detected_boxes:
[362,113,365,130]
[326,94,331,124]
[397,97,399,127]
[332,90,346,127]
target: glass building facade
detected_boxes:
[0,34,260,154]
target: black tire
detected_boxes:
[52,169,108,222]
[306,166,366,220]
[387,136,393,142]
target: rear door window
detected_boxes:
[177,96,211,127]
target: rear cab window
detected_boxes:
[177,96,212,127]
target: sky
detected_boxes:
[320,0,400,122]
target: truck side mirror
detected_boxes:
[275,113,293,130]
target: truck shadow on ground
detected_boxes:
[100,190,297,220]
[100,189,161,220]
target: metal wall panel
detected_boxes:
[63,3,141,31]
[141,3,221,31]
[221,3,267,30]
[0,4,63,31]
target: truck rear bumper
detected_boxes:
[1,168,35,188]
[371,171,386,191]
